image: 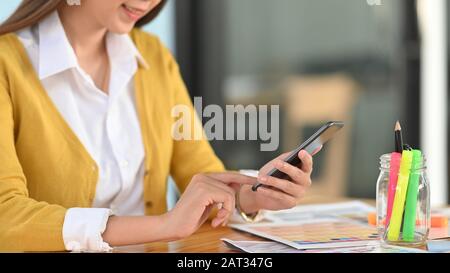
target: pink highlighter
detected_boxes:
[385,152,402,228]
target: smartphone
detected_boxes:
[252,121,344,192]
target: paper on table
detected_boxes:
[221,239,427,253]
[427,240,450,253]
[222,239,307,253]
[229,218,379,250]
[264,201,375,223]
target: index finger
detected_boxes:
[298,150,313,174]
[205,172,257,185]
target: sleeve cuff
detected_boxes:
[62,208,113,252]
[239,169,259,178]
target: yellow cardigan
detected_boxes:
[0,29,225,251]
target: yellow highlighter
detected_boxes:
[387,150,413,241]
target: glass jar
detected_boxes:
[376,152,430,247]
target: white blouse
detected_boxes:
[16,11,149,252]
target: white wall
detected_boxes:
[418,0,448,206]
[0,0,21,22]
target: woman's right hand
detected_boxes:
[162,172,256,240]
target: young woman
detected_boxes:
[0,0,314,252]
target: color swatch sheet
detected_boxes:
[264,201,375,223]
[230,218,379,250]
[264,201,449,239]
[222,239,427,253]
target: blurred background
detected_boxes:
[1,0,448,205]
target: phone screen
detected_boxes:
[252,121,344,191]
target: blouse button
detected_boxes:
[146,201,153,208]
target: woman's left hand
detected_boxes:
[238,149,317,213]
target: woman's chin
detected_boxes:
[107,12,142,34]
[108,22,136,34]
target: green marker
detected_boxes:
[387,150,413,241]
[402,150,422,242]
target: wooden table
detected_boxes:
[113,196,371,253]
[114,224,260,253]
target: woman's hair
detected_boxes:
[0,0,166,35]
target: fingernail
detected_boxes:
[214,218,223,227]
[259,176,267,182]
[219,210,227,218]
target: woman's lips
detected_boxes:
[121,4,146,21]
